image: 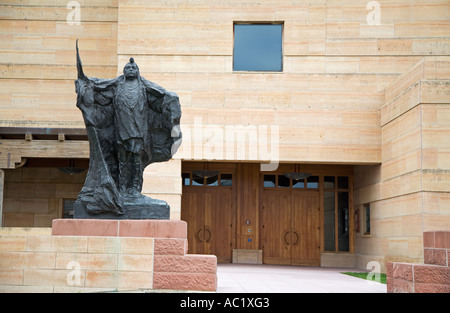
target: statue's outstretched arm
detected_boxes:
[75,39,117,107]
[76,39,87,81]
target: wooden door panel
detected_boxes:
[204,189,233,262]
[181,188,204,255]
[181,164,237,263]
[261,189,291,264]
[291,191,320,266]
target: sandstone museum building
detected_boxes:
[0,0,449,273]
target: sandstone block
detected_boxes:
[118,220,187,239]
[23,269,80,287]
[435,231,450,249]
[118,254,153,272]
[118,237,154,255]
[55,252,118,271]
[413,265,449,285]
[392,263,413,280]
[85,270,153,290]
[0,235,27,252]
[0,268,23,285]
[26,235,88,253]
[424,248,447,267]
[423,231,436,248]
[153,272,216,291]
[387,277,414,293]
[154,254,217,274]
[0,251,56,269]
[154,238,188,256]
[87,236,122,254]
[414,283,450,293]
[52,219,119,237]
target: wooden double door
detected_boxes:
[261,189,320,266]
[181,186,234,263]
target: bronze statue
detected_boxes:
[74,40,182,219]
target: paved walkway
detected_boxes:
[216,264,386,293]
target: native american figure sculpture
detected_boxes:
[74,40,182,219]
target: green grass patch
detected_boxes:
[342,272,387,284]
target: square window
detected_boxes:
[233,23,283,72]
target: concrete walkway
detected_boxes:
[217,264,387,293]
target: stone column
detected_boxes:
[0,169,4,227]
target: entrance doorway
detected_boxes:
[181,163,236,263]
[181,162,353,266]
[260,174,321,266]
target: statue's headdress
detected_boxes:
[127,57,138,67]
[124,57,139,71]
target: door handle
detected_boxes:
[204,228,212,243]
[292,231,299,245]
[283,230,290,245]
[195,228,204,242]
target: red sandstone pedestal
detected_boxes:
[52,218,188,238]
[52,219,217,292]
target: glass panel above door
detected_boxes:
[206,176,219,186]
[306,176,319,189]
[182,173,191,186]
[277,175,290,188]
[220,174,233,186]
[324,176,335,189]
[263,175,276,187]
[292,178,305,189]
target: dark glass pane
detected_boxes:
[324,176,335,189]
[63,199,75,219]
[206,175,218,186]
[192,177,204,186]
[292,178,305,189]
[220,174,232,186]
[182,173,191,186]
[338,192,349,252]
[263,175,276,187]
[233,24,283,72]
[365,204,371,235]
[307,176,319,189]
[324,191,335,251]
[338,176,349,189]
[277,175,290,188]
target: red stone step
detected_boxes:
[51,219,187,239]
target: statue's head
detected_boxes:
[123,57,139,79]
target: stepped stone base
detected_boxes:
[0,219,217,293]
